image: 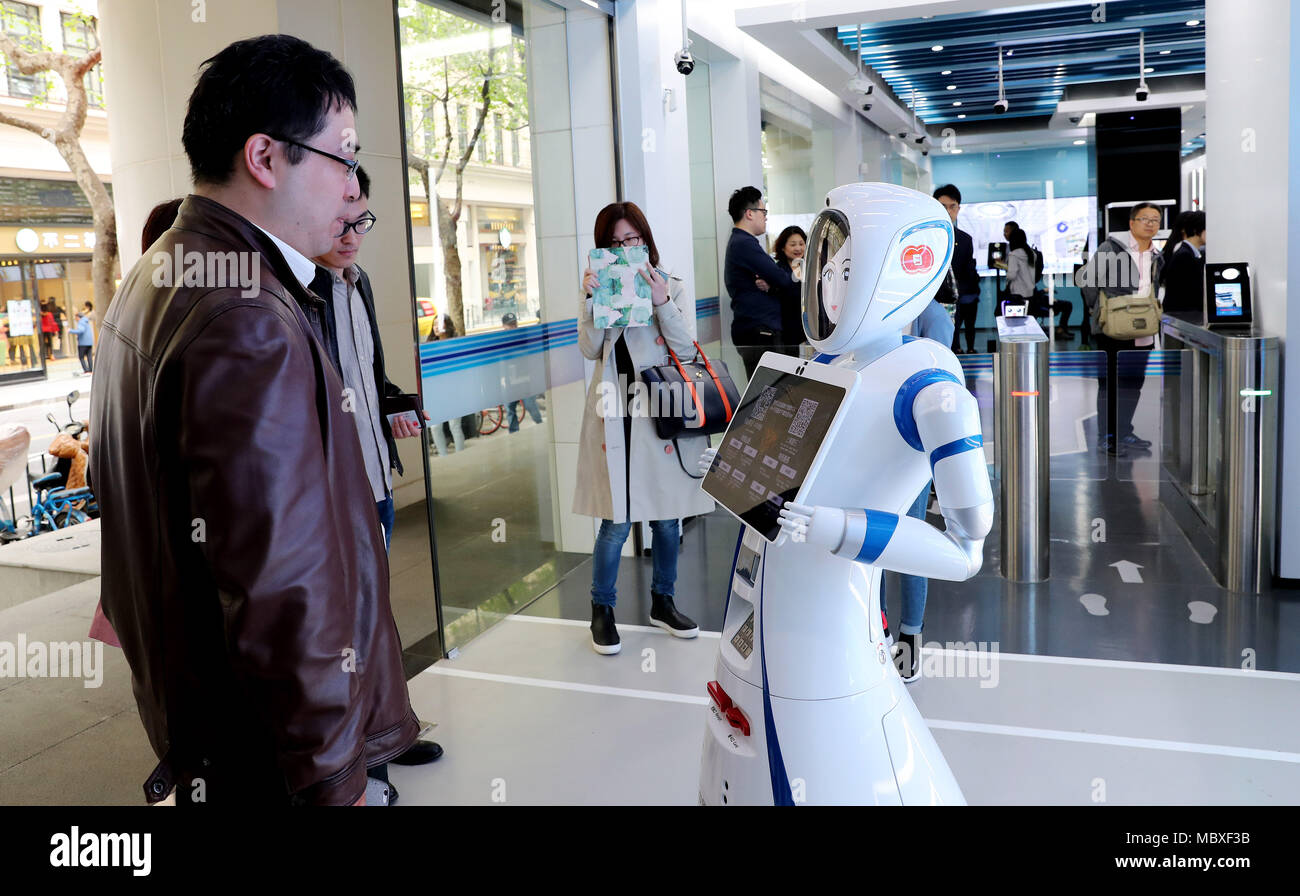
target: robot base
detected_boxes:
[699,661,964,806]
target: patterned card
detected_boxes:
[589,246,653,328]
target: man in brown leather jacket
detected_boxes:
[89,34,418,805]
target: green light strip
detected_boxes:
[1240,390,1272,396]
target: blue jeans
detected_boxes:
[507,395,542,432]
[376,496,395,552]
[591,518,679,607]
[916,298,955,347]
[879,483,929,635]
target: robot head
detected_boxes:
[803,182,953,354]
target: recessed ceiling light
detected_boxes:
[947,84,956,90]
[931,45,943,51]
[1006,49,1013,56]
[953,101,962,106]
[951,148,963,154]
[1073,139,1086,145]
[1144,67,1154,73]
[957,113,966,118]
[941,70,952,75]
[1186,19,1200,26]
[1159,50,1171,55]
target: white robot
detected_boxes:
[697,182,992,805]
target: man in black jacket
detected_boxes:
[1160,211,1206,315]
[933,185,982,353]
[311,165,443,796]
[724,186,795,378]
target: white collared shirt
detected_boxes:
[250,223,317,290]
[1183,240,1202,259]
[1121,230,1154,295]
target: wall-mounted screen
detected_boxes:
[957,196,1098,276]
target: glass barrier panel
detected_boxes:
[1047,350,1108,481]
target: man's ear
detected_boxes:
[242,134,278,190]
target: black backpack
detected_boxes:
[1031,245,1044,284]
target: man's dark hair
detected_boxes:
[1130,202,1161,221]
[182,35,357,186]
[728,186,763,223]
[355,164,370,200]
[932,184,962,205]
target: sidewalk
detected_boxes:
[0,358,92,412]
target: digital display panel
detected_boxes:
[1213,283,1243,316]
[703,366,847,542]
[957,196,1098,276]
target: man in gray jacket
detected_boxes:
[1076,203,1165,456]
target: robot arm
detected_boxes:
[777,380,992,581]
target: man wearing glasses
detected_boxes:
[90,35,419,805]
[724,186,796,378]
[1077,203,1167,456]
[311,165,443,802]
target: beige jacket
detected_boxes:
[572,270,718,523]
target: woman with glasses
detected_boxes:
[574,201,716,655]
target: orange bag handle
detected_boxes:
[666,341,734,429]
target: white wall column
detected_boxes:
[1205,0,1297,575]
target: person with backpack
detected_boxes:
[1076,203,1166,457]
[996,227,1037,315]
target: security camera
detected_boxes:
[1135,84,1149,101]
[913,135,926,146]
[1069,115,1081,124]
[674,47,694,76]
[898,130,909,139]
[994,97,1009,114]
[921,147,929,157]
[846,75,874,97]
[861,101,873,112]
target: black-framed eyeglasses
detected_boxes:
[610,235,644,247]
[337,211,376,237]
[269,135,358,181]
[748,206,769,217]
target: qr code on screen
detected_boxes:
[788,398,818,438]
[753,386,777,422]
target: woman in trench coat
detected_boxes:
[574,201,716,655]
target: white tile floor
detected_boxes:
[393,614,1300,805]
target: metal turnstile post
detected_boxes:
[1219,341,1278,592]
[994,317,1049,582]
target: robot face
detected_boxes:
[804,210,851,339]
[802,183,954,354]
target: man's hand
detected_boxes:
[698,446,718,477]
[777,502,846,551]
[755,278,770,293]
[391,410,430,439]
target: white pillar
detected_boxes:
[1205,0,1297,575]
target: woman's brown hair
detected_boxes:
[593,201,660,269]
[141,198,183,254]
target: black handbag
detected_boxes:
[640,341,740,479]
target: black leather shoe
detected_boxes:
[591,602,621,655]
[390,740,444,765]
[1120,433,1153,450]
[649,592,698,638]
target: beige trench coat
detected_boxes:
[572,270,718,523]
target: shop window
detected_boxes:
[59,11,103,109]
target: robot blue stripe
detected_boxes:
[902,334,917,343]
[892,369,962,451]
[757,548,795,805]
[853,510,899,563]
[811,352,840,363]
[930,435,983,472]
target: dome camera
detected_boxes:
[994,97,1009,114]
[861,101,874,112]
[1135,84,1149,101]
[674,47,695,76]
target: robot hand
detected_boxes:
[699,446,718,477]
[777,502,846,551]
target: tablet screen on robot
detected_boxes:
[702,361,848,543]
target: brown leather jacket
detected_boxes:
[89,195,418,805]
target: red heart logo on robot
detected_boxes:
[900,245,934,274]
